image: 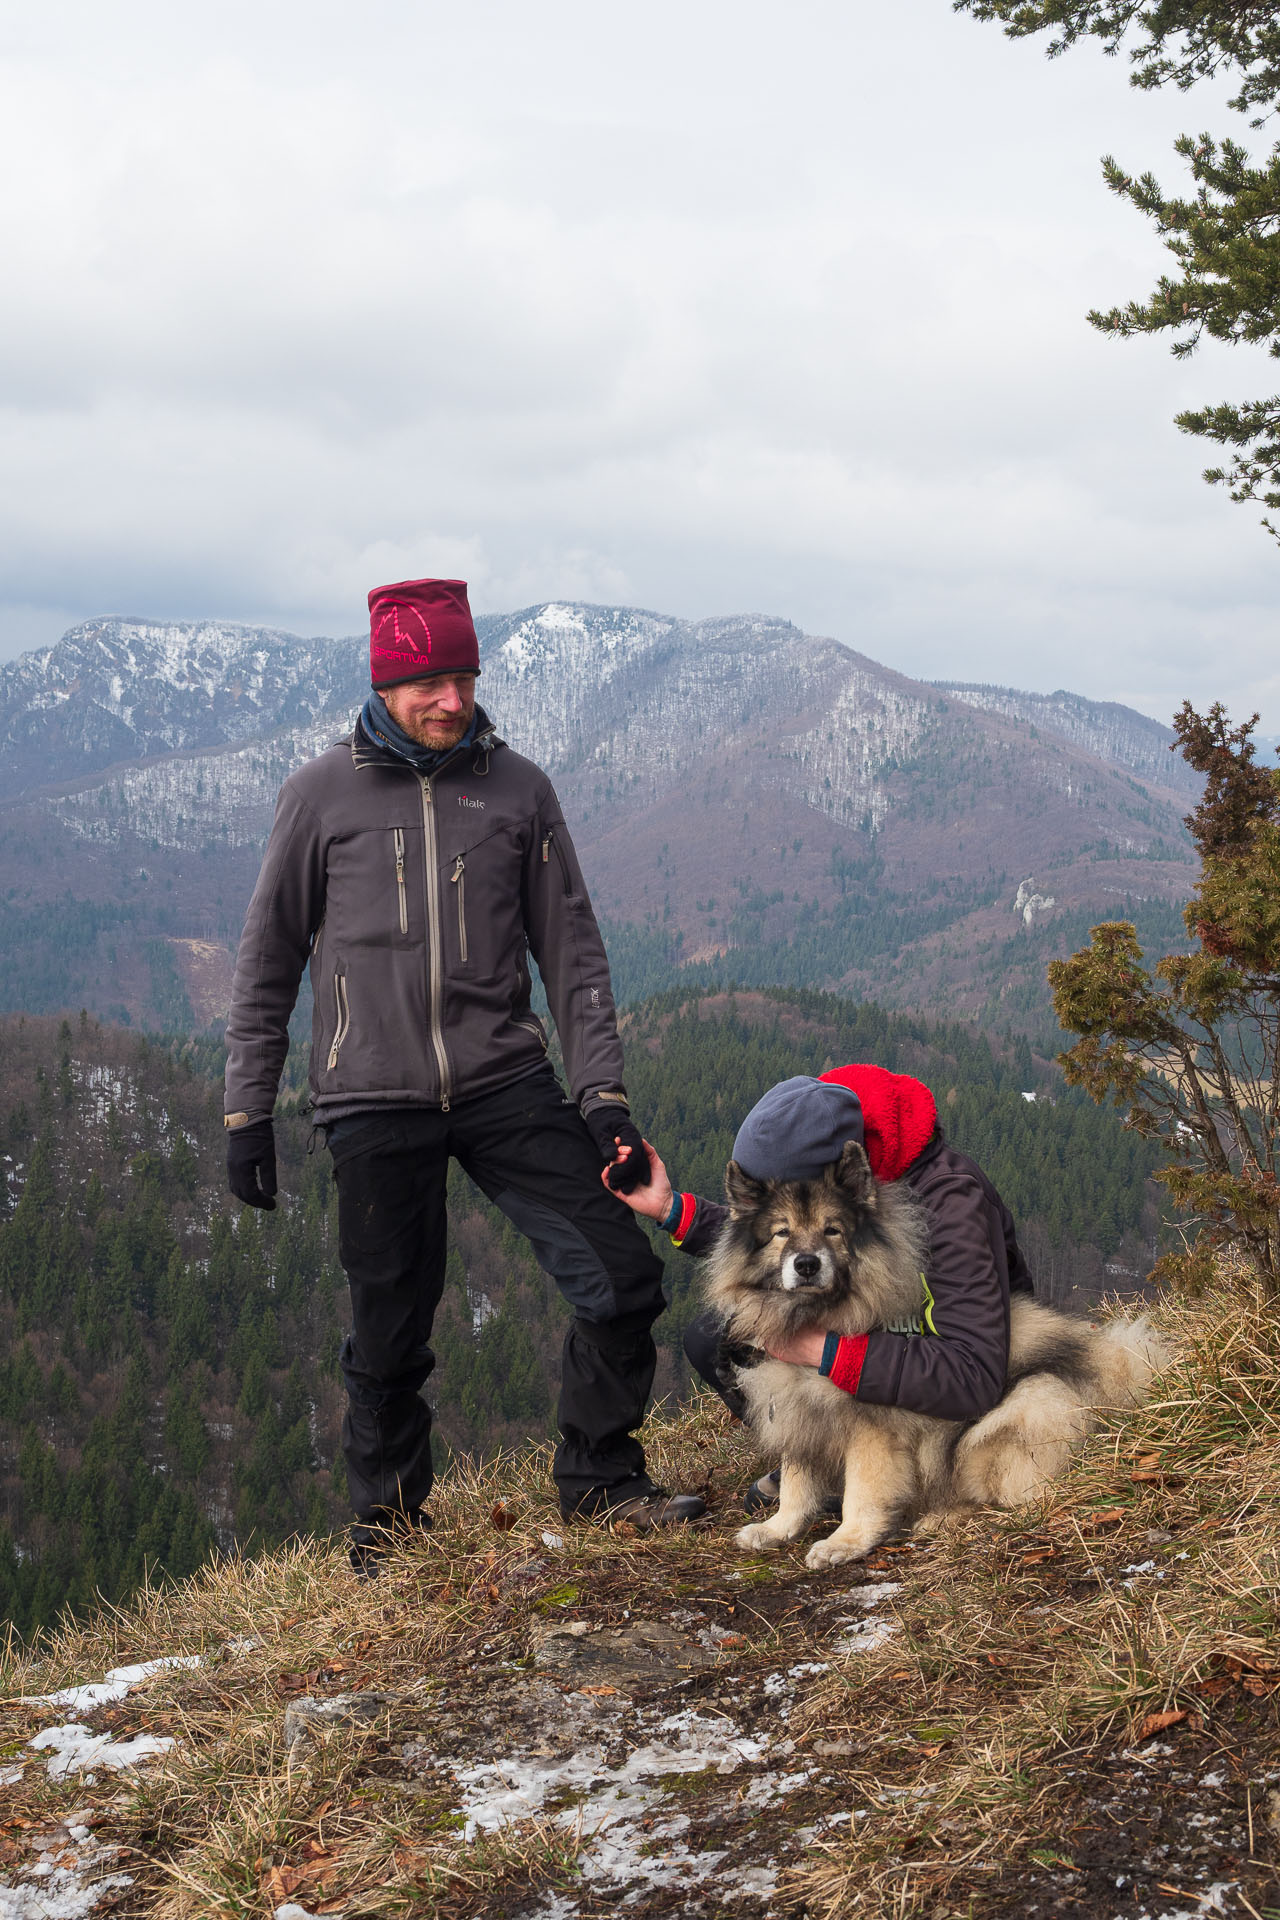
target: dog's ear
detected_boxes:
[724,1159,768,1215]
[831,1139,875,1204]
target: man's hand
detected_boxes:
[764,1328,828,1368]
[227,1118,278,1210]
[600,1138,675,1222]
[584,1106,653,1193]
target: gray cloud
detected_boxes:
[1,0,1275,730]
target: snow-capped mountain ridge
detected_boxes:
[0,602,1204,1033]
[0,616,365,801]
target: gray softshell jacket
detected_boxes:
[223,709,626,1124]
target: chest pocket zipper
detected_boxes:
[327,971,350,1071]
[451,854,467,962]
[393,829,408,934]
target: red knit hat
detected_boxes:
[368,578,481,689]
[819,1063,937,1182]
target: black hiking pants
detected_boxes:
[326,1065,667,1526]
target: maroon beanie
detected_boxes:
[368,578,481,689]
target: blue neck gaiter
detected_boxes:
[361,688,478,775]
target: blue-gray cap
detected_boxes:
[731,1075,865,1183]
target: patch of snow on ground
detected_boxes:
[1120,1560,1167,1589]
[453,1709,768,1841]
[30,1724,177,1780]
[1149,1884,1238,1919]
[451,1707,780,1907]
[831,1616,899,1655]
[0,1822,132,1919]
[763,1662,829,1698]
[740,1769,811,1806]
[26,1655,200,1717]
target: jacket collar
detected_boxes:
[350,703,502,777]
[903,1127,945,1182]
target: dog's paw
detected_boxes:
[735,1522,783,1554]
[804,1532,870,1570]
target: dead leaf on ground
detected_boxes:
[490,1505,518,1531]
[1081,1508,1126,1531]
[579,1685,618,1697]
[265,1866,306,1902]
[1135,1708,1201,1741]
[1021,1547,1059,1565]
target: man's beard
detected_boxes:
[395,705,474,750]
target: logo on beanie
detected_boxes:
[372,602,433,667]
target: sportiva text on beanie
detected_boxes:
[368,578,481,689]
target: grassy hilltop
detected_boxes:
[1,1275,1278,1919]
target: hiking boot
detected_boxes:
[742,1471,842,1518]
[743,1470,781,1515]
[348,1506,432,1579]
[566,1487,706,1530]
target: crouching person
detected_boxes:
[607,1063,1033,1513]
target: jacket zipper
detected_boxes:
[326,971,350,1071]
[541,829,573,893]
[420,777,452,1110]
[517,1015,547,1051]
[451,854,468,963]
[393,828,408,935]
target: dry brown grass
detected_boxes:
[2,1280,1279,1918]
[785,1270,1280,1917]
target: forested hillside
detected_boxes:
[0,994,1166,1639]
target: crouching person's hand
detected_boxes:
[226,1117,278,1210]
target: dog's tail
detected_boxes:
[1089,1311,1171,1410]
[951,1307,1172,1511]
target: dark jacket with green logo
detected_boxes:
[678,1133,1034,1423]
[224,709,626,1124]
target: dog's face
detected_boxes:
[721,1140,877,1309]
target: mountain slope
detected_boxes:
[933,681,1200,796]
[0,617,365,801]
[0,605,1199,1032]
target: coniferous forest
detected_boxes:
[0,994,1166,1640]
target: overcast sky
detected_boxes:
[2,0,1276,731]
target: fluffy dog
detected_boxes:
[706,1142,1167,1570]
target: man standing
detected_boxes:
[223,578,704,1571]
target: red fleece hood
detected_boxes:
[819,1063,937,1182]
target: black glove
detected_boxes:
[585,1107,652,1194]
[226,1118,278,1210]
